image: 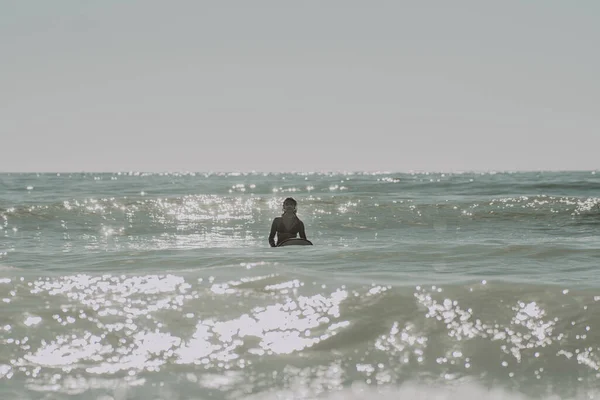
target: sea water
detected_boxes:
[1,171,599,399]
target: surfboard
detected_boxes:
[277,238,313,247]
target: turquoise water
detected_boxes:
[1,171,600,399]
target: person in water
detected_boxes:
[269,197,308,247]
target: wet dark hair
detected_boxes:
[283,197,297,206]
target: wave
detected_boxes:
[2,193,598,225]
[3,275,600,398]
[2,378,595,399]
[247,381,589,400]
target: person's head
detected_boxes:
[282,197,297,213]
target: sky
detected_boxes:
[1,0,599,173]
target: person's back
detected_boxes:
[269,198,307,247]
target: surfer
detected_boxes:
[269,197,308,247]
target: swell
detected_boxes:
[3,194,598,225]
[0,195,262,229]
[2,275,600,398]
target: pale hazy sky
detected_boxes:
[1,1,598,172]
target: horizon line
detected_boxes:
[0,169,597,175]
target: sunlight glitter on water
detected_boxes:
[2,267,600,397]
[2,273,353,387]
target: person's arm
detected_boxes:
[298,221,307,240]
[268,218,278,247]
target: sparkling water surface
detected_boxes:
[1,171,600,399]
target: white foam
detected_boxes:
[247,382,572,400]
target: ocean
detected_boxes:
[1,171,599,399]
